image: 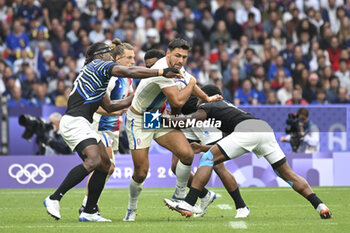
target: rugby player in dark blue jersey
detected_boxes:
[43,42,180,222]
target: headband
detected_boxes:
[93,46,111,56]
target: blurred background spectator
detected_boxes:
[0,0,349,107]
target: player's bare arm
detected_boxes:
[162,77,196,108]
[101,93,134,113]
[111,66,181,79]
[192,85,223,102]
[96,106,127,116]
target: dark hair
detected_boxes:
[84,42,109,65]
[297,107,309,117]
[181,95,198,115]
[168,38,191,51]
[144,49,165,60]
[339,58,347,64]
[201,84,222,96]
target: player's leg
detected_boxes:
[164,144,228,216]
[256,120,332,219]
[123,148,149,221]
[80,145,115,214]
[80,130,116,209]
[45,139,110,220]
[268,154,332,219]
[164,132,249,217]
[213,163,249,218]
[155,130,194,200]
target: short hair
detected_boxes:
[144,49,165,60]
[168,38,191,51]
[181,95,198,115]
[201,84,222,96]
[297,107,309,117]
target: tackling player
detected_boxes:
[164,85,332,220]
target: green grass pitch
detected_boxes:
[0,187,349,233]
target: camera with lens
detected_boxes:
[19,114,54,155]
[285,113,302,152]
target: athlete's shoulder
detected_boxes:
[151,57,167,69]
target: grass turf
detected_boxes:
[0,187,349,233]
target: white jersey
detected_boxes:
[131,57,193,113]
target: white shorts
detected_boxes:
[60,115,101,152]
[125,110,174,149]
[217,119,285,165]
[181,127,223,145]
[98,130,119,151]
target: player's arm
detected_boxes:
[162,78,196,108]
[190,142,211,153]
[111,66,181,79]
[100,93,134,113]
[96,106,126,116]
[192,85,223,102]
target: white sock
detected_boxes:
[82,195,88,207]
[175,161,191,198]
[128,178,144,210]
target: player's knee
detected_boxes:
[108,163,115,176]
[178,148,194,165]
[84,156,101,171]
[199,150,214,168]
[213,162,224,174]
[133,167,148,182]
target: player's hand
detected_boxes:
[207,94,223,102]
[163,67,181,78]
[190,142,203,154]
[280,136,288,142]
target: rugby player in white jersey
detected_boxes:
[123,39,221,221]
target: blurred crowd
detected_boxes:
[1,0,350,107]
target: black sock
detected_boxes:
[198,187,209,199]
[184,187,201,206]
[306,193,323,209]
[84,170,108,214]
[50,164,89,201]
[229,188,246,209]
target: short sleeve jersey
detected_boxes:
[131,57,193,113]
[65,59,116,122]
[198,100,257,134]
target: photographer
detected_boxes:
[280,108,320,153]
[45,112,72,155]
[19,112,72,155]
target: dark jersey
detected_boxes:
[65,59,116,122]
[198,100,257,134]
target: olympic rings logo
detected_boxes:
[8,163,54,184]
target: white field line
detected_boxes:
[229,221,248,229]
[217,204,233,210]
